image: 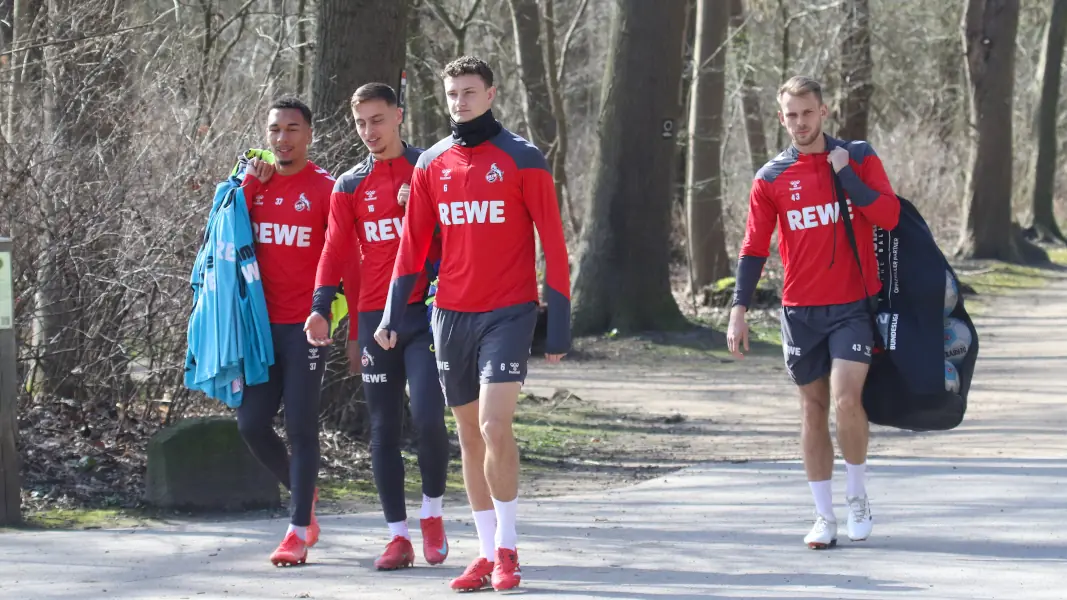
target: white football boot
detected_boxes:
[847,495,874,541]
[804,514,838,550]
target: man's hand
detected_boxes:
[397,183,410,207]
[345,342,362,375]
[249,157,275,184]
[726,305,750,359]
[827,147,850,173]
[373,327,398,350]
[545,352,565,364]
[304,312,332,347]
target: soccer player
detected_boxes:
[727,76,900,549]
[374,56,570,592]
[304,82,450,571]
[237,97,343,566]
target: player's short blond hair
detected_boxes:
[777,76,824,105]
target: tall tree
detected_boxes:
[313,0,409,170]
[729,0,769,175]
[957,0,1045,263]
[1024,0,1067,245]
[570,0,688,335]
[837,0,872,140]
[507,0,556,153]
[540,0,587,229]
[34,0,133,399]
[684,0,730,289]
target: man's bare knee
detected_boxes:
[830,359,869,413]
[452,403,483,450]
[479,417,514,450]
[799,377,831,416]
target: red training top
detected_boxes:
[380,125,572,354]
[313,144,440,341]
[241,161,343,324]
[739,136,900,306]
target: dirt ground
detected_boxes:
[510,257,1067,500]
[17,255,1066,528]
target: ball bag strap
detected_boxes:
[830,164,879,323]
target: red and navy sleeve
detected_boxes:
[312,164,369,322]
[733,155,789,308]
[380,146,444,333]
[838,142,900,230]
[520,157,571,354]
[491,133,571,354]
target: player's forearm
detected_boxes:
[731,255,767,309]
[542,246,572,355]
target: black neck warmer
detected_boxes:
[450,109,503,147]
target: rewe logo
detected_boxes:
[253,222,313,247]
[486,163,504,183]
[439,200,505,226]
[364,217,404,242]
[785,201,854,231]
[362,372,388,383]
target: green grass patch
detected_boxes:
[319,452,466,505]
[957,263,1056,296]
[20,507,152,530]
[1047,246,1067,266]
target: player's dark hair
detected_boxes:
[441,56,494,88]
[269,96,313,126]
[351,82,398,107]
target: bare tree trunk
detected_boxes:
[507,0,556,153]
[570,0,688,336]
[957,0,1046,263]
[540,0,580,226]
[5,0,32,142]
[406,3,447,149]
[685,0,730,289]
[1023,0,1067,245]
[296,0,308,96]
[313,0,409,171]
[776,0,790,150]
[838,0,872,141]
[729,0,768,175]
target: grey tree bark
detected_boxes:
[685,0,730,289]
[570,0,688,336]
[1023,0,1067,245]
[957,0,1046,263]
[313,0,409,171]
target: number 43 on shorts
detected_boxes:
[852,343,872,356]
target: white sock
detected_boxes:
[809,480,834,521]
[472,509,497,560]
[287,524,307,541]
[388,520,410,540]
[846,461,867,498]
[492,497,518,551]
[421,494,444,519]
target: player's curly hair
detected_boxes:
[441,56,494,88]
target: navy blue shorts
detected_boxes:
[779,298,875,386]
[431,302,538,408]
